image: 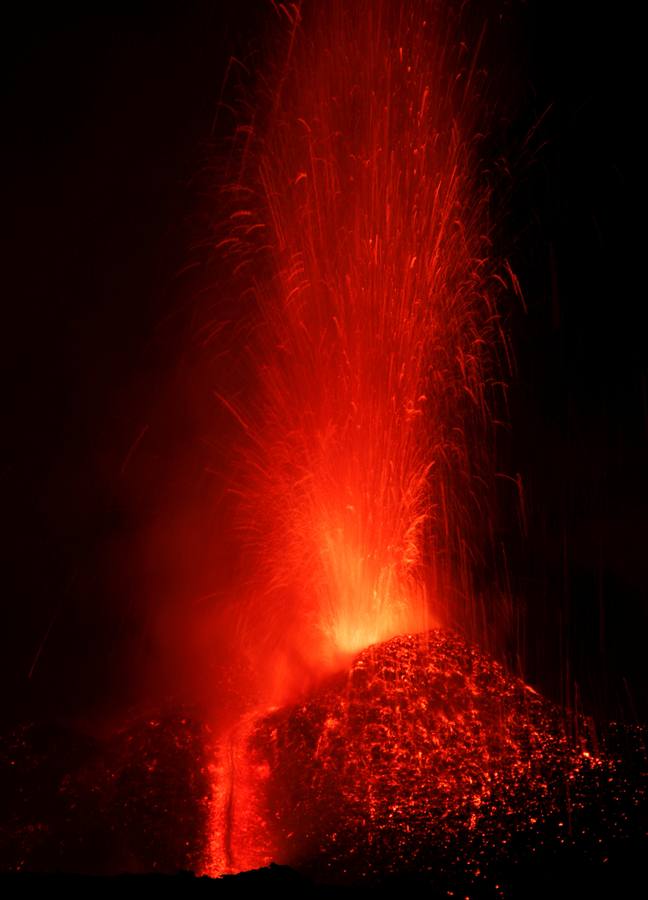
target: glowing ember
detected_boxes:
[210,630,618,882]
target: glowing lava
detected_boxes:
[209,630,609,880]
[207,0,511,874]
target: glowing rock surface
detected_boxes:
[239,630,613,879]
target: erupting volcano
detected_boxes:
[3,0,645,891]
[204,0,614,880]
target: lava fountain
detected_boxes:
[215,0,508,688]
[207,0,516,876]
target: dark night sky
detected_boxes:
[2,1,646,728]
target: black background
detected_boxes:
[2,1,645,730]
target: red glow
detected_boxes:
[206,0,512,874]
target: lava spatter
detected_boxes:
[223,630,616,881]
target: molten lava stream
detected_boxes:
[206,711,275,875]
